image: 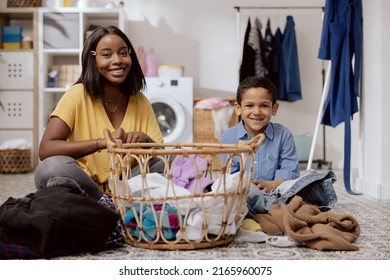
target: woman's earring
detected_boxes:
[90,51,96,56]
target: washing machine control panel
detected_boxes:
[153,79,180,88]
[155,80,164,87]
[170,80,178,86]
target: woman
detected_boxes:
[34,26,163,199]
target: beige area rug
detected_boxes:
[1,170,390,260]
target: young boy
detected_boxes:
[221,76,300,193]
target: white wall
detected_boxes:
[356,0,390,199]
[121,0,360,172]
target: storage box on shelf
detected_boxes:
[0,8,36,51]
[2,25,23,49]
[0,8,38,168]
[6,0,42,7]
[43,12,79,49]
[0,52,34,89]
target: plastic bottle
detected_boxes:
[136,47,147,75]
[63,0,72,7]
[146,48,158,77]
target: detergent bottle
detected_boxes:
[136,47,147,75]
[146,48,158,77]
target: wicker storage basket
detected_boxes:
[193,107,238,144]
[104,129,264,250]
[7,0,42,7]
[0,149,32,174]
[193,107,238,170]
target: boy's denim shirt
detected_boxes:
[221,121,300,181]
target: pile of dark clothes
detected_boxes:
[0,177,123,259]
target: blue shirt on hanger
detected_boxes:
[317,0,362,194]
[281,15,302,102]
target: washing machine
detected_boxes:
[144,77,193,143]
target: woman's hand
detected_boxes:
[111,127,128,143]
[111,128,154,144]
[125,132,154,143]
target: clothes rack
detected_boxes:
[234,5,331,170]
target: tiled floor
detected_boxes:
[1,169,390,260]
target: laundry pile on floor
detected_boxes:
[0,178,123,259]
[235,169,361,251]
[236,195,361,251]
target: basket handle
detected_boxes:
[103,129,123,151]
[239,133,265,150]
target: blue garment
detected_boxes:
[271,27,283,99]
[281,15,302,102]
[239,18,256,82]
[124,202,181,241]
[262,18,273,80]
[221,120,300,181]
[317,0,362,194]
[246,169,338,217]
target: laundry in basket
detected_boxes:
[104,129,265,250]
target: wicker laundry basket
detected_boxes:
[193,107,238,144]
[193,107,238,170]
[7,0,42,7]
[104,129,264,250]
[0,149,32,174]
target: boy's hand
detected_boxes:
[252,179,268,191]
[252,178,285,193]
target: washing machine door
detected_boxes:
[148,95,185,143]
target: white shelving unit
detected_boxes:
[37,7,125,142]
[0,8,38,167]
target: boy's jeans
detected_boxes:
[246,169,338,217]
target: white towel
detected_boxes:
[211,105,235,139]
[0,139,31,150]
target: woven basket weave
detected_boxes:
[193,107,238,169]
[104,129,264,250]
[193,108,238,144]
[7,0,42,7]
[0,149,32,174]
